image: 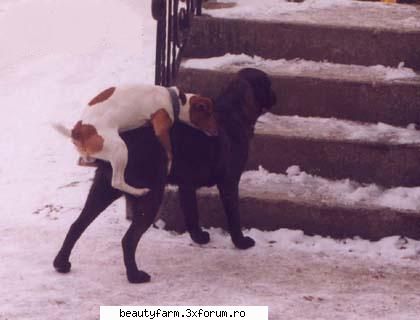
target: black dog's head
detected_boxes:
[238,68,276,120]
[214,67,276,137]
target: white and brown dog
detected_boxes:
[53,84,217,196]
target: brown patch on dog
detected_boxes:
[189,96,218,136]
[71,121,104,155]
[151,108,174,161]
[88,87,116,106]
[150,109,173,132]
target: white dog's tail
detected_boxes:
[51,122,71,138]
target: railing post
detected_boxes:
[152,0,167,86]
[152,0,203,87]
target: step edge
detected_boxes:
[195,14,420,34]
[164,187,420,216]
[179,65,420,87]
[255,130,420,149]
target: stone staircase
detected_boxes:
[159,0,420,240]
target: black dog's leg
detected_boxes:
[179,184,210,245]
[122,191,162,283]
[53,174,121,273]
[217,181,255,250]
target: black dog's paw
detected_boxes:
[127,270,151,284]
[233,236,255,250]
[190,229,210,245]
[53,256,71,273]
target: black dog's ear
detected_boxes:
[178,89,187,105]
[238,68,276,111]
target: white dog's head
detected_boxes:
[176,88,218,136]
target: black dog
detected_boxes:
[168,68,276,249]
[53,68,276,283]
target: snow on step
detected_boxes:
[166,164,420,236]
[180,54,420,127]
[256,113,420,145]
[238,166,420,212]
[203,0,420,31]
[183,54,418,82]
[168,163,420,217]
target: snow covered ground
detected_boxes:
[1,0,420,319]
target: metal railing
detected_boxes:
[152,0,203,86]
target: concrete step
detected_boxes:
[159,168,420,240]
[250,114,420,187]
[178,59,420,127]
[186,1,420,69]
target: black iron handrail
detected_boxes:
[152,0,203,87]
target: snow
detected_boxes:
[256,112,420,145]
[183,53,418,82]
[205,0,356,17]
[203,0,420,30]
[1,0,420,319]
[192,162,420,214]
[240,165,420,212]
